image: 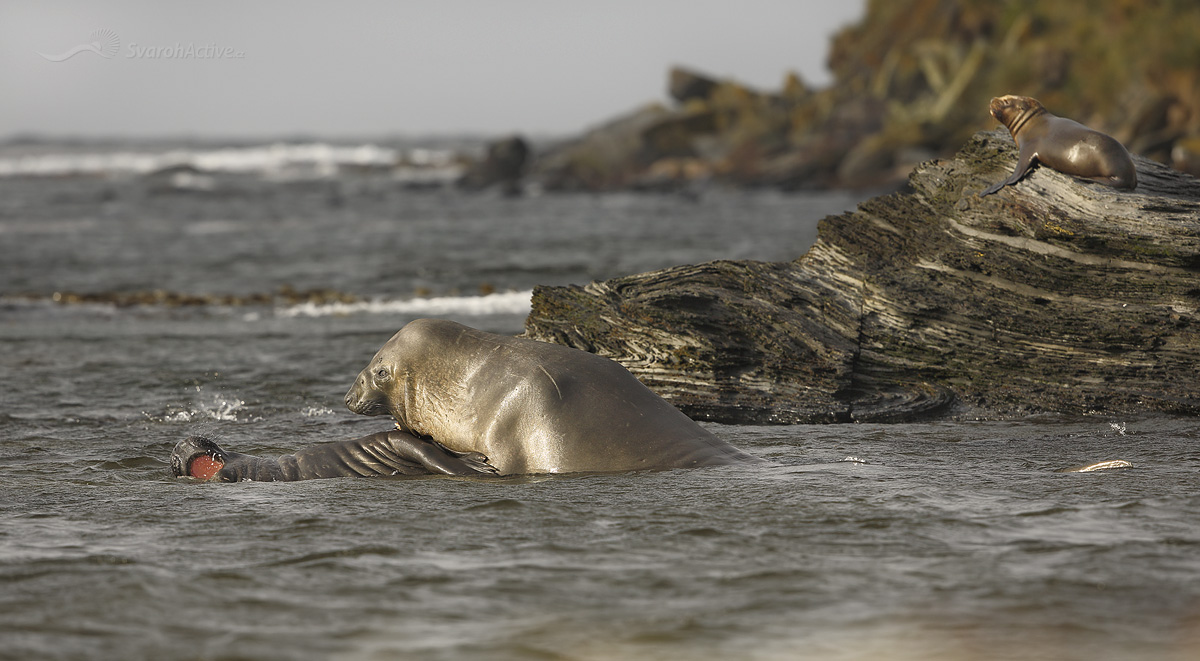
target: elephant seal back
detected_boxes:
[345,318,762,475]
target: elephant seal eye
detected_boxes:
[375,367,389,379]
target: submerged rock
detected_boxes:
[524,130,1200,422]
[457,135,530,195]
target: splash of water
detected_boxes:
[301,406,335,417]
[146,386,257,423]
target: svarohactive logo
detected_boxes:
[37,29,246,62]
[38,28,121,62]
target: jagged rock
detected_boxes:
[527,104,671,191]
[524,130,1200,422]
[525,3,1200,192]
[668,67,720,103]
[458,135,530,194]
[641,110,720,159]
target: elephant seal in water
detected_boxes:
[981,95,1137,196]
[344,318,762,475]
[170,430,498,482]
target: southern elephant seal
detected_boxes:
[170,430,498,482]
[344,318,762,475]
[981,95,1137,196]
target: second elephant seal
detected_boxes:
[344,319,762,475]
[170,431,498,482]
[981,95,1137,196]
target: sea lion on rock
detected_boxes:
[170,431,498,482]
[344,318,763,475]
[981,95,1137,196]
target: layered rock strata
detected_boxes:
[524,130,1200,422]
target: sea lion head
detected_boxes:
[989,95,1046,137]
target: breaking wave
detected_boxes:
[0,142,461,180]
[276,290,533,318]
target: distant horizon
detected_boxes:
[1,1,865,141]
[0,128,557,144]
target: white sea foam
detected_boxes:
[0,142,460,179]
[148,387,256,423]
[301,406,336,417]
[277,290,533,318]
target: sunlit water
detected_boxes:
[2,161,1199,660]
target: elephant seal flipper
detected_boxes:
[170,431,498,482]
[981,95,1137,196]
[286,430,499,478]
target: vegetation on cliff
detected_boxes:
[524,0,1200,192]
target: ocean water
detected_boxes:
[2,145,1199,661]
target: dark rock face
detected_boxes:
[527,105,673,192]
[458,135,530,194]
[668,67,720,104]
[524,130,1200,422]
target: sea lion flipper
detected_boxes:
[982,149,1038,197]
[979,181,1004,197]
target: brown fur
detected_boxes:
[981,95,1136,196]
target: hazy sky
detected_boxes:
[1,1,865,139]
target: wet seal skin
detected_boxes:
[170,431,498,482]
[981,95,1137,196]
[345,318,765,475]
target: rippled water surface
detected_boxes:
[2,167,1199,660]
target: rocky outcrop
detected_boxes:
[457,135,530,194]
[523,1,1200,192]
[523,130,1200,422]
[526,104,673,192]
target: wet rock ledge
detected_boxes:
[523,130,1200,423]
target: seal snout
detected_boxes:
[170,435,227,480]
[989,95,1022,124]
[989,98,1005,122]
[344,370,388,416]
